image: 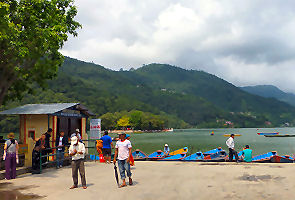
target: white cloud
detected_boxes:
[61,0,295,93]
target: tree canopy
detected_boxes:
[0,0,81,105]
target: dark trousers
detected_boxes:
[72,159,86,186]
[32,150,41,173]
[229,148,239,162]
[5,153,16,179]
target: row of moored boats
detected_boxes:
[132,147,295,163]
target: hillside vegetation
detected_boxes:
[1,57,295,132]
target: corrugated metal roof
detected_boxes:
[0,103,79,115]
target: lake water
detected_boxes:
[112,128,295,157]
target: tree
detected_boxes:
[117,116,130,130]
[0,0,81,105]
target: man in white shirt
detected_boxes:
[69,136,87,189]
[113,132,133,188]
[226,134,239,162]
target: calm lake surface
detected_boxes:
[111,128,295,156]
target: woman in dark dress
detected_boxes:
[32,134,46,174]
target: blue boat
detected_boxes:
[183,152,204,161]
[204,150,227,162]
[148,150,165,160]
[203,147,223,156]
[132,149,148,161]
[232,151,243,161]
[257,132,278,135]
[159,153,187,161]
[252,151,277,162]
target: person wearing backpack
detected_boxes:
[3,132,19,180]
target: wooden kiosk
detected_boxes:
[0,103,95,166]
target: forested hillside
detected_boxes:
[1,57,295,132]
[241,85,295,107]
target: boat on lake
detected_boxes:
[257,132,279,135]
[223,134,241,137]
[203,147,223,156]
[169,147,188,156]
[148,150,166,160]
[204,150,227,162]
[252,151,277,162]
[132,149,148,161]
[159,153,187,161]
[270,155,294,163]
[183,152,204,161]
[264,134,295,137]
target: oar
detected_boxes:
[114,163,120,187]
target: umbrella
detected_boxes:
[114,163,120,187]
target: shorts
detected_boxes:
[102,148,111,157]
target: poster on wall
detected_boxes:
[90,119,101,139]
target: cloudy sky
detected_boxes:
[61,0,295,93]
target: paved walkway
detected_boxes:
[1,161,295,200]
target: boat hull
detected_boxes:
[270,155,294,163]
[132,150,148,161]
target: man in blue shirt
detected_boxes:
[241,145,253,162]
[100,131,114,164]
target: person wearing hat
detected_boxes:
[69,136,87,189]
[3,133,19,179]
[226,134,240,162]
[99,131,114,164]
[71,128,82,142]
[241,145,253,162]
[164,144,170,155]
[113,132,133,187]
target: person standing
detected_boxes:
[226,134,239,162]
[241,145,253,162]
[69,136,87,189]
[3,133,19,180]
[113,133,133,188]
[164,144,170,155]
[100,131,114,164]
[55,131,68,168]
[32,134,46,174]
[44,128,53,162]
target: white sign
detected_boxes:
[90,119,101,139]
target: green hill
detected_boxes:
[240,85,295,107]
[1,57,295,132]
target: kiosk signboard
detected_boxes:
[90,119,101,139]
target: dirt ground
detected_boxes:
[0,161,294,200]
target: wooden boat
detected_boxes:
[132,149,148,161]
[147,150,165,160]
[252,151,277,163]
[264,134,295,137]
[159,153,187,161]
[203,147,223,156]
[183,152,204,161]
[204,150,227,162]
[270,155,294,163]
[223,134,241,137]
[257,132,279,135]
[169,147,188,156]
